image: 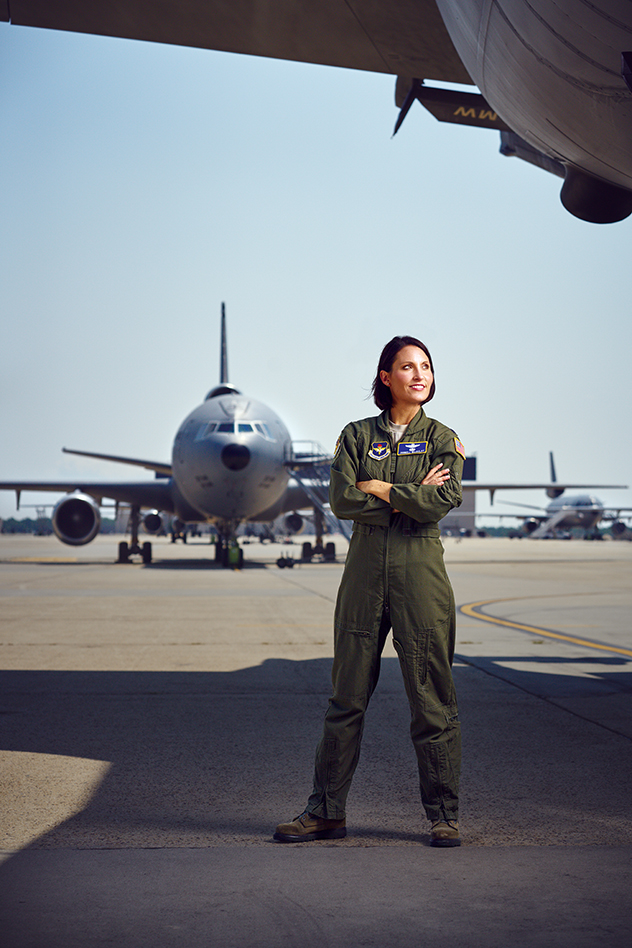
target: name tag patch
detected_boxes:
[368,441,390,460]
[397,441,428,456]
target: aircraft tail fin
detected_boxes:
[204,303,240,399]
[547,452,564,498]
[220,302,228,384]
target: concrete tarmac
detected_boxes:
[1,533,631,946]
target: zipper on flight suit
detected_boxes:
[383,434,399,616]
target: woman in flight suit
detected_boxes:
[275,336,465,847]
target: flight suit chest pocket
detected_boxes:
[360,440,392,480]
[396,444,433,483]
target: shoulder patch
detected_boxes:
[396,441,428,456]
[454,438,466,459]
[368,441,390,461]
[333,434,342,458]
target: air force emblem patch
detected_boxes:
[368,441,390,460]
[396,441,428,456]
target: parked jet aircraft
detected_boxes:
[4,1,632,222]
[0,306,342,566]
[481,454,632,538]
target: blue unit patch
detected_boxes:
[397,441,428,456]
[368,441,390,460]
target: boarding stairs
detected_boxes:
[528,507,570,539]
[286,442,353,541]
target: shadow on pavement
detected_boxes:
[1,655,632,853]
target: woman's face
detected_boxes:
[380,345,433,409]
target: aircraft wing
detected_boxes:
[463,483,628,501]
[0,480,175,511]
[2,0,472,84]
[62,447,172,476]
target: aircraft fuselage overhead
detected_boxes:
[434,1,632,223]
[3,1,632,221]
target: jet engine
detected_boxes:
[611,521,627,537]
[284,512,304,534]
[52,492,101,546]
[524,518,540,534]
[143,510,163,534]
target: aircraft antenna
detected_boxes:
[549,451,557,483]
[220,302,228,383]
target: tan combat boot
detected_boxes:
[430,819,461,847]
[274,810,346,842]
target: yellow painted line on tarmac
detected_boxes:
[459,597,632,658]
[7,557,78,563]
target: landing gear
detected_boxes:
[299,539,336,564]
[276,555,295,568]
[116,506,153,564]
[296,506,337,564]
[117,541,129,563]
[214,527,244,569]
[170,519,187,543]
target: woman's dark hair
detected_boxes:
[371,336,435,411]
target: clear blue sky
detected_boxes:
[1,23,630,523]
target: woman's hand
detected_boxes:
[356,479,392,503]
[422,463,450,487]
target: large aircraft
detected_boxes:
[3,2,632,222]
[0,306,344,567]
[481,453,632,538]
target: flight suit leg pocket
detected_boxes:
[392,626,433,709]
[332,625,377,701]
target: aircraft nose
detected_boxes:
[221,443,251,471]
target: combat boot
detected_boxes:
[430,819,460,847]
[274,810,346,842]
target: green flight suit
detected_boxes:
[307,408,463,824]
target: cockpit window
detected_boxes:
[254,422,274,440]
[203,420,275,440]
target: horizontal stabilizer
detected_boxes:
[394,79,510,135]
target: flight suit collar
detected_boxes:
[378,408,427,436]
